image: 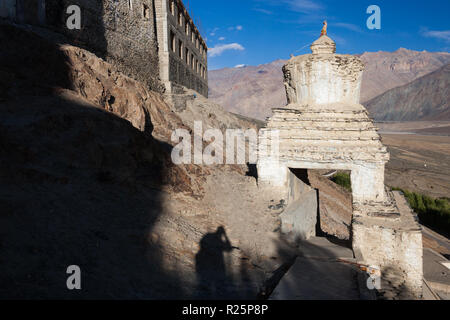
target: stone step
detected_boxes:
[270,115,370,122]
[260,136,383,142]
[268,118,374,123]
[266,125,379,131]
[274,131,381,140]
[279,153,389,162]
[279,147,389,155]
[260,137,385,147]
[272,108,368,115]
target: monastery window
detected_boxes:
[186,48,190,64]
[178,12,183,26]
[170,30,176,53]
[191,54,195,69]
[178,39,183,59]
[185,22,189,35]
[142,4,150,20]
[170,1,175,15]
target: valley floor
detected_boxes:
[381,132,450,199]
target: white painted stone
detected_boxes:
[258,35,388,203]
[351,164,386,203]
[258,34,423,299]
[257,161,288,187]
[352,192,423,298]
[283,36,363,106]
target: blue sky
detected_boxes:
[184,0,450,70]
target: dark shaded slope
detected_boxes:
[0,23,191,299]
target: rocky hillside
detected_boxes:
[0,21,366,299]
[0,23,298,299]
[209,49,450,120]
[365,64,450,121]
[359,49,450,103]
[208,60,287,120]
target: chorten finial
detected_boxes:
[320,20,327,36]
[310,33,336,54]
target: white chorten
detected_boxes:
[258,34,389,204]
[257,33,423,298]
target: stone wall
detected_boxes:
[155,0,208,96]
[2,0,208,96]
[1,0,162,92]
[352,191,423,298]
[44,0,162,92]
[1,0,45,24]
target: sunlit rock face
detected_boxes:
[283,36,364,106]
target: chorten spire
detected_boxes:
[310,34,336,55]
[320,20,327,36]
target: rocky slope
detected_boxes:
[359,49,450,103]
[209,49,450,120]
[365,64,450,121]
[208,60,287,120]
[0,23,296,299]
[0,22,360,299]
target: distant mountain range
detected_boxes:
[208,49,450,121]
[365,63,450,121]
[208,59,287,120]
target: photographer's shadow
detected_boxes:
[195,226,235,299]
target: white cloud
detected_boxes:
[253,8,273,15]
[209,43,245,57]
[287,0,322,12]
[234,64,247,68]
[209,27,219,37]
[259,0,323,13]
[219,37,226,41]
[228,25,244,31]
[422,30,450,42]
[333,22,363,33]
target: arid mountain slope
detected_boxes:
[365,64,450,121]
[359,49,450,103]
[209,49,450,120]
[208,60,287,120]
